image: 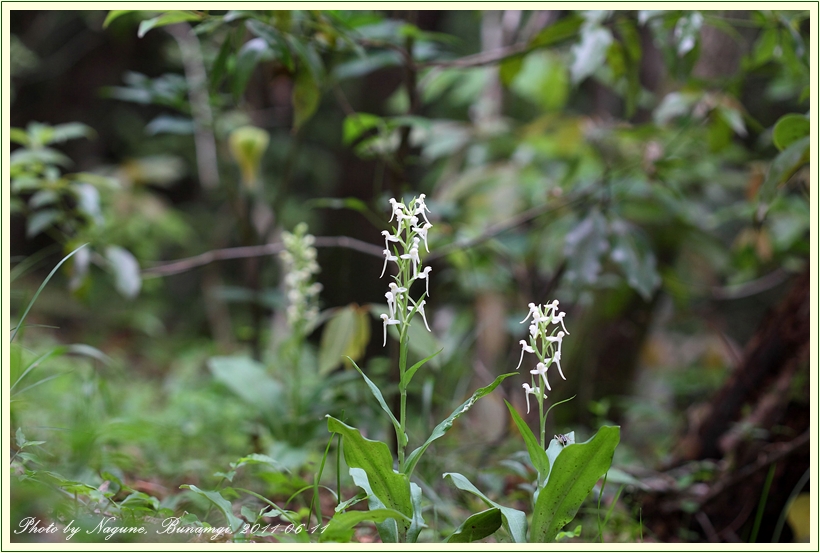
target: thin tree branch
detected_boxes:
[141,236,384,278]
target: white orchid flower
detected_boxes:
[414,222,432,252]
[388,198,402,222]
[552,311,570,335]
[522,383,547,414]
[382,230,400,251]
[417,266,432,297]
[380,314,400,347]
[381,249,398,278]
[414,193,431,224]
[530,362,551,391]
[515,339,535,371]
[520,302,538,324]
[409,299,431,332]
[551,349,566,381]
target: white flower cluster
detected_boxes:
[516,300,569,413]
[279,222,322,331]
[380,195,433,347]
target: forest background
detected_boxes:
[7,7,815,544]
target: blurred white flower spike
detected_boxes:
[379,196,434,346]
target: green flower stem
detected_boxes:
[397,302,410,472]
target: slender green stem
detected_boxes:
[750,463,777,542]
[397,327,409,472]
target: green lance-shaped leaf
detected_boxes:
[444,472,527,543]
[505,400,550,480]
[326,417,413,540]
[12,243,87,342]
[137,11,203,38]
[403,372,517,477]
[529,426,620,543]
[347,358,406,449]
[400,348,442,389]
[180,485,243,533]
[292,68,321,131]
[407,482,425,543]
[320,508,411,543]
[447,508,503,543]
[758,135,810,210]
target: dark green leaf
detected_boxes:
[443,472,527,543]
[246,19,293,71]
[103,10,140,28]
[347,358,406,449]
[287,35,324,82]
[400,348,442,389]
[209,34,234,91]
[343,113,383,145]
[320,508,411,542]
[758,135,810,207]
[773,114,810,151]
[530,14,584,48]
[505,400,551,480]
[292,69,321,131]
[499,55,524,87]
[447,508,503,543]
[232,38,273,99]
[326,417,413,540]
[181,485,243,533]
[137,11,203,38]
[529,426,620,542]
